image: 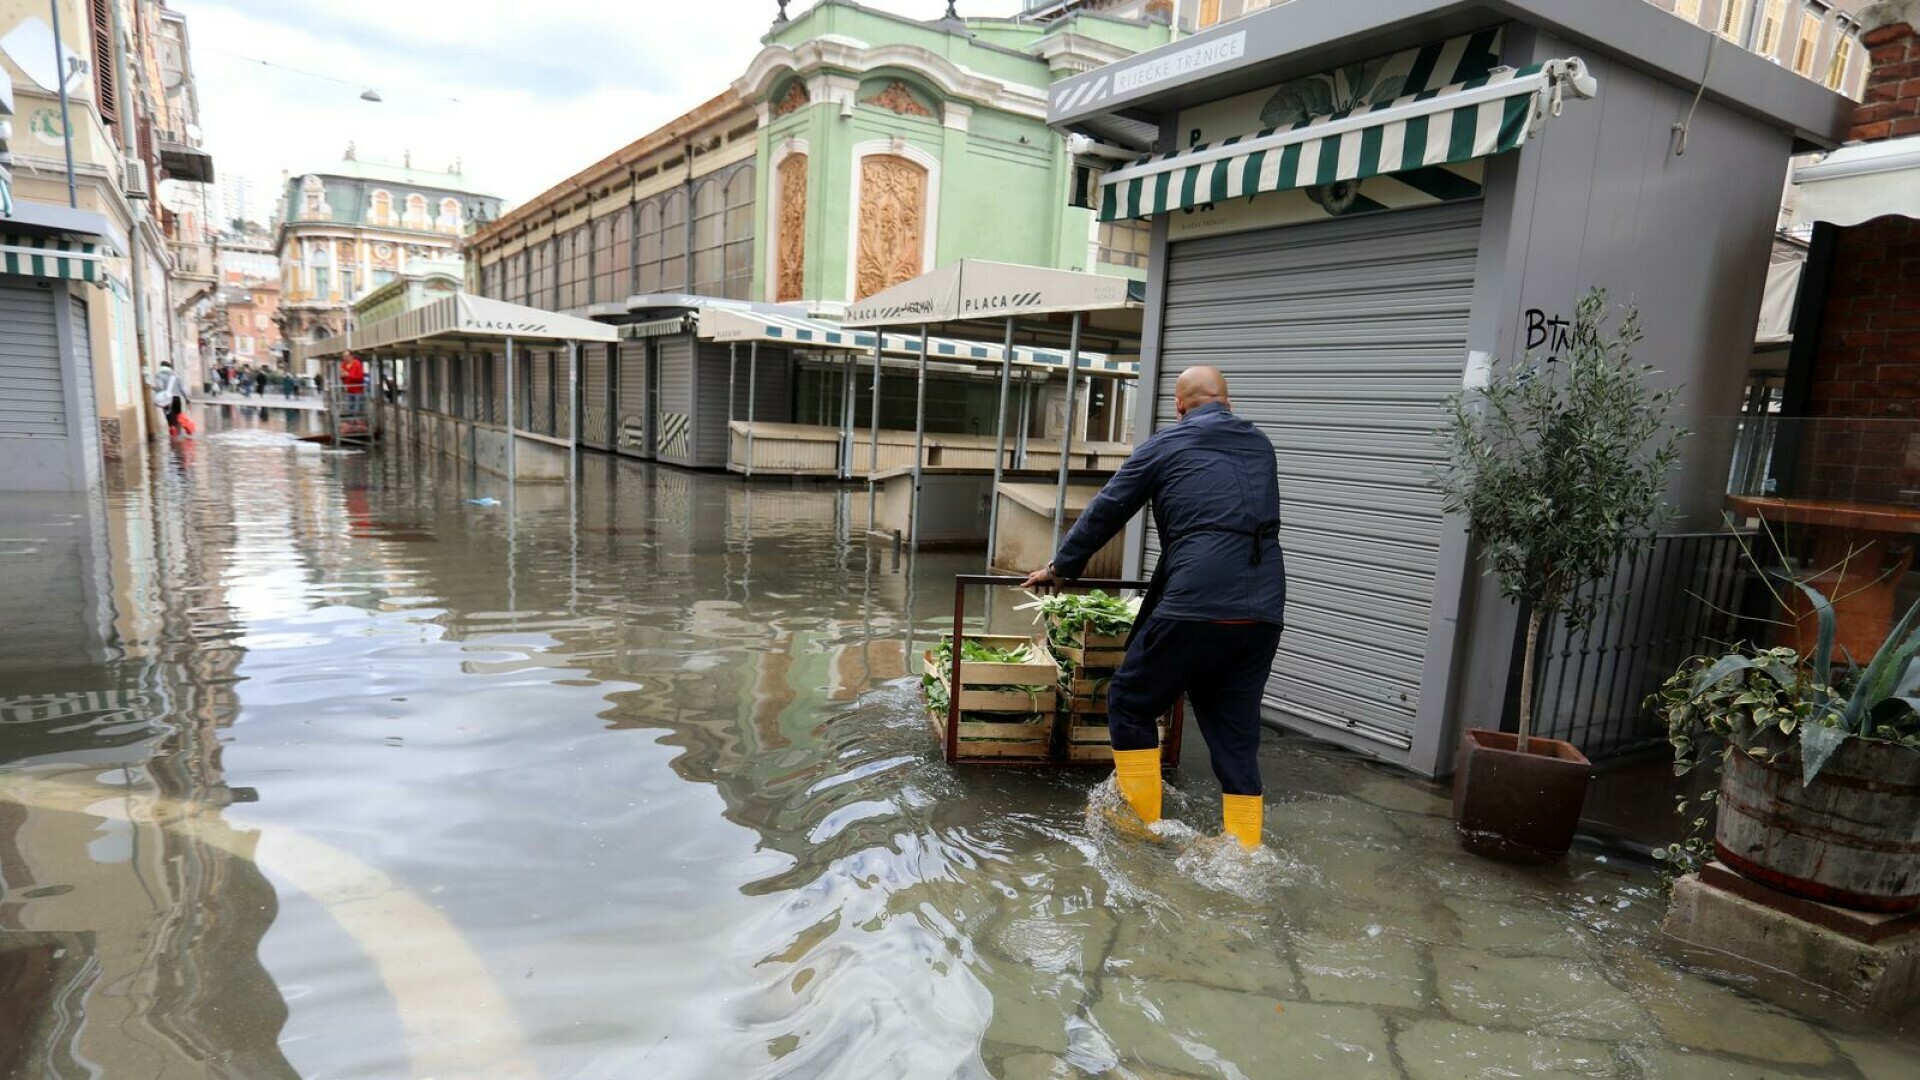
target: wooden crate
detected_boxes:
[923,652,1058,714]
[944,634,1059,687]
[1060,702,1179,764]
[1046,615,1131,667]
[929,704,1053,761]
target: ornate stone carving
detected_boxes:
[776,154,808,303]
[862,80,933,118]
[774,82,809,117]
[854,155,926,301]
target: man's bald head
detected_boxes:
[1174,366,1230,418]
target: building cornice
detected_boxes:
[735,37,1051,119]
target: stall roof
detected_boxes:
[841,260,1146,352]
[1792,134,1920,229]
[1047,0,1852,154]
[638,298,1141,378]
[309,293,618,360]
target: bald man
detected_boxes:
[1025,367,1285,848]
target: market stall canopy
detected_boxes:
[1755,255,1804,347]
[1094,50,1596,222]
[308,293,618,360]
[841,260,1145,352]
[635,298,1140,378]
[1792,134,1920,228]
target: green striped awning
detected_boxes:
[1099,59,1596,223]
[0,233,104,283]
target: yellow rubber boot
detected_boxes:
[1111,747,1162,826]
[1222,794,1264,849]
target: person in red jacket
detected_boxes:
[341,354,367,396]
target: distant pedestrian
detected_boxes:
[148,361,190,438]
[282,372,297,399]
[254,368,269,396]
[238,365,253,397]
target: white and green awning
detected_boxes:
[1099,58,1596,222]
[0,233,104,283]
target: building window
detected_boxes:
[1793,7,1823,75]
[531,238,556,308]
[1097,219,1151,270]
[570,225,591,306]
[1757,0,1788,57]
[636,193,688,294]
[1196,0,1222,28]
[371,190,393,225]
[1825,24,1855,90]
[439,198,463,233]
[692,179,725,296]
[88,0,118,128]
[405,194,429,230]
[556,228,578,309]
[1718,0,1751,40]
[506,251,528,305]
[375,269,395,287]
[314,267,330,299]
[341,267,356,300]
[1674,0,1704,22]
[595,208,631,304]
[724,167,754,300]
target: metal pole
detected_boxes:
[49,1,77,208]
[567,340,579,483]
[911,325,929,552]
[867,333,882,531]
[505,337,517,483]
[1017,371,1032,468]
[745,341,759,480]
[1051,312,1083,551]
[985,316,1015,572]
[840,352,856,481]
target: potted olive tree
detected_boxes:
[1435,289,1684,861]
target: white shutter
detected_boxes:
[0,283,67,438]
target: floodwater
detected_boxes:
[2,407,1917,1079]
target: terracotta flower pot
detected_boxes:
[1452,728,1593,863]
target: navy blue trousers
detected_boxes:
[1107,618,1283,796]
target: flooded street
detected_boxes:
[4,410,1918,1079]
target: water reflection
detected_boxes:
[1,410,1917,1078]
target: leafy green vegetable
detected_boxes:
[1018,590,1140,653]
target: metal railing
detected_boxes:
[1529,531,1764,762]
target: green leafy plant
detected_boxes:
[1650,580,1920,873]
[923,636,1053,718]
[1018,590,1140,654]
[1434,289,1685,752]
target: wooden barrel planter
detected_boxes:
[1715,731,1920,913]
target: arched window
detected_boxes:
[593,212,628,304]
[659,191,687,291]
[370,189,393,225]
[404,193,428,229]
[723,165,755,301]
[691,179,725,296]
[634,201,663,294]
[556,224,590,308]
[506,251,528,305]
[438,198,463,233]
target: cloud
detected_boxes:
[185,0,947,217]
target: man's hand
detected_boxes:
[1021,563,1058,589]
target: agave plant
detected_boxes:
[1665,584,1920,787]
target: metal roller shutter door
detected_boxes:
[1149,201,1483,749]
[582,343,610,449]
[656,336,695,465]
[617,341,649,455]
[530,350,552,435]
[0,284,66,438]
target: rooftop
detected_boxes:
[299,157,499,199]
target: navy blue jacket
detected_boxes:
[1052,401,1286,625]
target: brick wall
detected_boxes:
[1801,20,1920,502]
[1851,22,1920,141]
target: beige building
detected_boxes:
[0,0,213,489]
[1176,0,1874,95]
[274,151,503,368]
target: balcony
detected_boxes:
[156,131,215,184]
[170,239,216,289]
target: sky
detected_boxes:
[185,0,975,224]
